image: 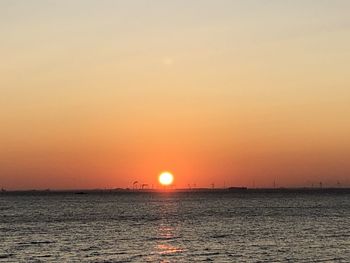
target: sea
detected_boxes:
[0,189,349,262]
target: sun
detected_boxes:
[159,171,174,186]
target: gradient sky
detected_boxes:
[1,0,350,190]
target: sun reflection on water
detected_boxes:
[156,224,184,256]
[157,244,184,255]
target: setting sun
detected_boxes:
[159,172,174,186]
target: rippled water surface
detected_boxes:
[0,190,349,262]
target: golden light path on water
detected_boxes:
[156,225,184,256]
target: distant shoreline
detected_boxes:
[1,187,350,194]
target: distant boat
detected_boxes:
[75,191,88,195]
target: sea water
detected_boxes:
[0,190,349,262]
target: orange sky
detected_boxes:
[1,1,350,189]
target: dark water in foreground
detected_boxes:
[0,190,349,262]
